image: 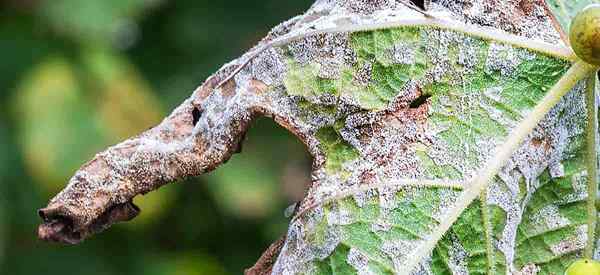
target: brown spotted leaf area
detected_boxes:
[38,0,600,274]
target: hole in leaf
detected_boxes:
[410,0,426,10]
[192,107,202,126]
[409,94,431,108]
[203,117,313,219]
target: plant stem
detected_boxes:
[585,71,599,258]
[397,60,597,275]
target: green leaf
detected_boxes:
[13,57,108,191]
[39,0,156,46]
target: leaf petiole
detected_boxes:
[585,71,599,258]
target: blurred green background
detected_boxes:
[0,0,314,274]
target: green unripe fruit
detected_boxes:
[570,4,600,65]
[565,259,600,275]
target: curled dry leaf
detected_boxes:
[39,0,600,274]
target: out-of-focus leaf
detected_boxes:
[130,183,177,226]
[0,204,4,273]
[142,252,226,275]
[545,0,599,32]
[206,154,280,219]
[0,14,57,104]
[39,0,160,48]
[0,128,6,271]
[204,118,311,220]
[13,57,108,191]
[82,47,164,141]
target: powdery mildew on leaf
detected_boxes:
[37,0,600,274]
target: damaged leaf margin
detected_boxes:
[37,1,600,275]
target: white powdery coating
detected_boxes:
[457,36,481,72]
[287,32,356,79]
[563,172,588,204]
[271,22,556,271]
[513,84,586,186]
[348,112,426,181]
[419,37,536,180]
[262,1,581,273]
[347,248,376,275]
[530,204,570,233]
[429,0,562,44]
[421,29,453,83]
[263,86,324,158]
[327,203,355,226]
[485,42,522,77]
[410,258,434,275]
[272,222,313,274]
[446,237,469,275]
[431,188,460,220]
[382,239,426,271]
[378,186,399,209]
[549,162,565,178]
[197,87,250,137]
[516,263,541,275]
[488,176,523,269]
[480,98,517,130]
[486,177,521,271]
[484,86,504,102]
[353,186,378,208]
[550,225,588,255]
[249,47,288,86]
[272,208,343,274]
[487,84,588,272]
[371,208,393,232]
[391,42,416,65]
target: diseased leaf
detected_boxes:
[272,19,589,274]
[37,1,600,275]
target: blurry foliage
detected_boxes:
[14,56,108,191]
[40,0,160,48]
[0,123,6,270]
[0,0,313,274]
[206,118,311,220]
[141,252,226,275]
